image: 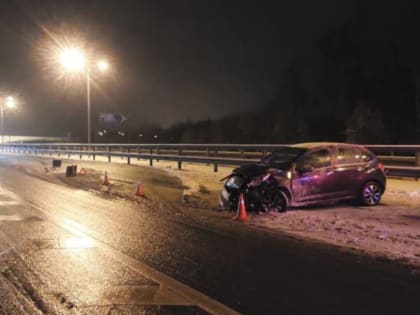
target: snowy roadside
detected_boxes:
[6,154,420,270]
[133,159,420,269]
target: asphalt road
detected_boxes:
[0,156,419,314]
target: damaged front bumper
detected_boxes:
[219,187,240,210]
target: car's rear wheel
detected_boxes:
[360,181,382,206]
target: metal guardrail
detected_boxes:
[2,143,420,177]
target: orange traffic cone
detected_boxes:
[233,193,249,221]
[135,179,145,197]
[103,171,110,186]
[78,168,86,176]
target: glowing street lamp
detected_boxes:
[97,60,109,72]
[5,96,15,109]
[1,96,17,145]
[59,48,85,72]
[59,48,109,143]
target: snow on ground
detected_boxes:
[122,158,420,269]
[5,153,420,269]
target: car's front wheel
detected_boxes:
[261,188,288,212]
[360,181,382,206]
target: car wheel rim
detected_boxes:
[363,183,381,205]
[263,191,285,211]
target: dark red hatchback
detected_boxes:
[220,143,386,212]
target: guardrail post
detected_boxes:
[178,148,182,155]
[178,161,182,170]
[157,148,160,162]
[108,146,111,163]
[127,148,131,164]
[149,158,153,166]
[79,146,82,159]
[416,152,420,167]
[213,162,218,172]
[93,146,96,160]
[58,146,61,157]
[205,148,210,165]
[137,147,141,160]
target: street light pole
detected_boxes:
[0,96,15,145]
[59,48,109,144]
[1,103,4,145]
[86,66,91,144]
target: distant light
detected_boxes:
[138,133,143,137]
[60,48,85,72]
[154,134,158,139]
[5,96,15,109]
[97,60,109,72]
[98,131,104,136]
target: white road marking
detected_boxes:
[0,191,20,206]
[0,214,22,221]
[0,189,19,200]
[0,239,27,257]
[0,201,19,206]
[27,201,241,315]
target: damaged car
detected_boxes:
[220,143,386,212]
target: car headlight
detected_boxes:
[225,176,244,190]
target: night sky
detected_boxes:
[0,0,417,137]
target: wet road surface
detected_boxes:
[0,156,420,314]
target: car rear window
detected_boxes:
[337,147,373,165]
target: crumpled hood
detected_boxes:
[231,163,269,178]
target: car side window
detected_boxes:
[297,149,332,170]
[337,147,373,165]
[337,147,360,164]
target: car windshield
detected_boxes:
[261,148,307,166]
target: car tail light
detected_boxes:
[377,162,385,172]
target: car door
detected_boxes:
[292,147,336,203]
[333,146,373,197]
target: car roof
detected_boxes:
[290,142,365,150]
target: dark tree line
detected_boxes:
[104,14,420,144]
[154,20,418,144]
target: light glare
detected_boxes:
[60,48,85,72]
[97,60,109,72]
[5,96,15,109]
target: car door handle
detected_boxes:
[326,168,335,175]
